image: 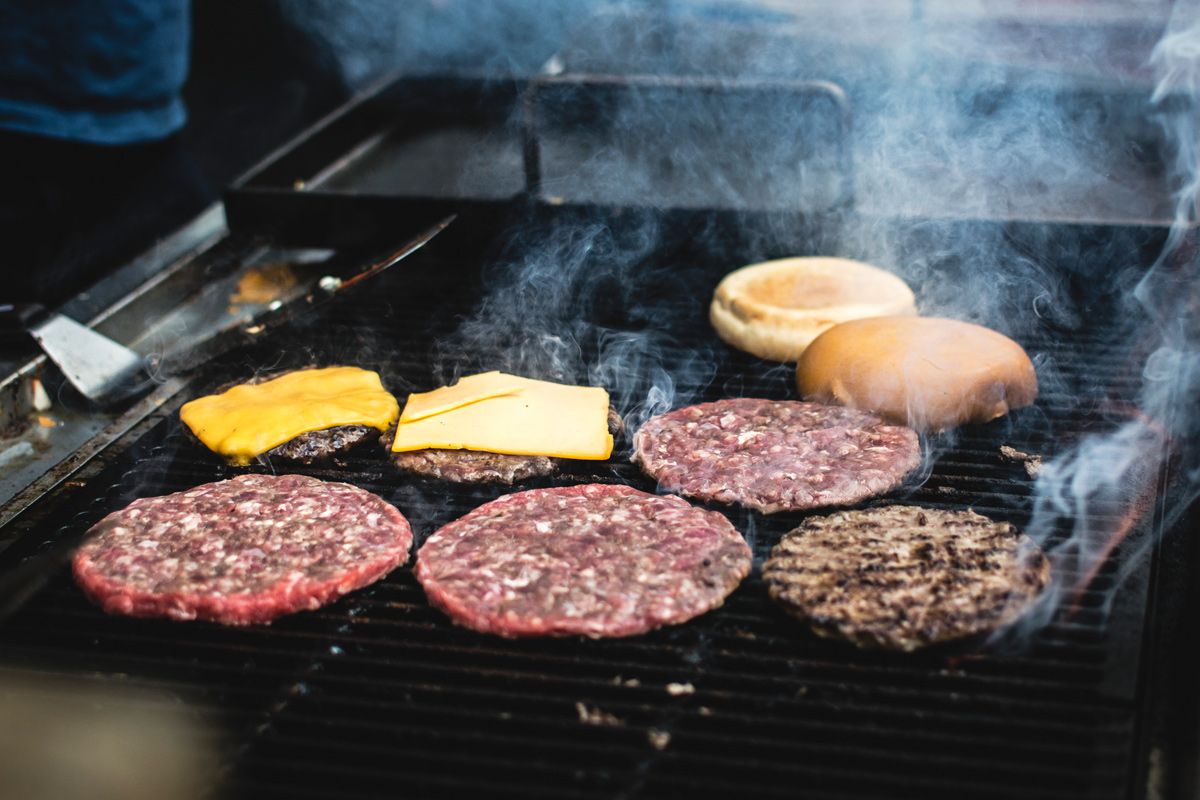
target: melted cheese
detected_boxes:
[392,373,613,460]
[181,366,399,464]
[399,371,524,423]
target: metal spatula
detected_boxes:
[0,303,151,407]
[0,214,456,408]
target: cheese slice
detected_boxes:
[391,374,613,460]
[181,366,399,465]
[398,370,524,423]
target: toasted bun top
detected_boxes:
[710,257,916,362]
[796,316,1038,432]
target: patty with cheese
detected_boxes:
[180,366,399,465]
[388,371,616,485]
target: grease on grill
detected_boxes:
[1000,445,1045,478]
[576,702,622,726]
[647,729,672,750]
[228,263,299,314]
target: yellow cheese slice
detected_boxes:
[181,366,399,465]
[391,374,613,460]
[398,370,525,423]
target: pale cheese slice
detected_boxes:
[399,370,524,423]
[391,374,613,460]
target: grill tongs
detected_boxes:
[0,214,456,408]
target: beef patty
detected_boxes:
[633,398,921,514]
[267,425,377,464]
[185,414,377,465]
[762,505,1051,650]
[416,484,752,638]
[389,408,624,485]
[192,370,387,465]
[391,448,558,484]
[73,474,413,625]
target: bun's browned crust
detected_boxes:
[710,257,916,362]
[796,316,1038,431]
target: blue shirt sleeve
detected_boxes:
[0,0,191,145]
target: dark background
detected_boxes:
[2,2,347,305]
[1,0,1173,307]
[1,0,595,306]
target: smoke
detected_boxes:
[279,0,598,86]
[431,213,718,441]
[292,2,1194,626]
[1020,3,1200,625]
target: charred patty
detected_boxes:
[266,425,377,464]
[762,505,1051,651]
[187,423,378,466]
[633,398,921,513]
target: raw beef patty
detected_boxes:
[416,484,751,638]
[634,398,920,513]
[73,474,412,625]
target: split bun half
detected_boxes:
[710,257,917,362]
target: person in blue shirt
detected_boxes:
[0,0,190,143]
[0,0,205,305]
[0,0,598,306]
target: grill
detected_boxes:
[0,184,1180,799]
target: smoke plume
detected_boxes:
[297,2,1196,623]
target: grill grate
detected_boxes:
[0,209,1161,799]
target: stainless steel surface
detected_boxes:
[521,73,854,213]
[28,312,149,407]
[145,213,455,375]
[48,205,232,365]
[0,208,457,520]
[0,376,188,538]
[0,206,229,517]
[547,11,1179,227]
[128,244,325,375]
[0,208,228,517]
